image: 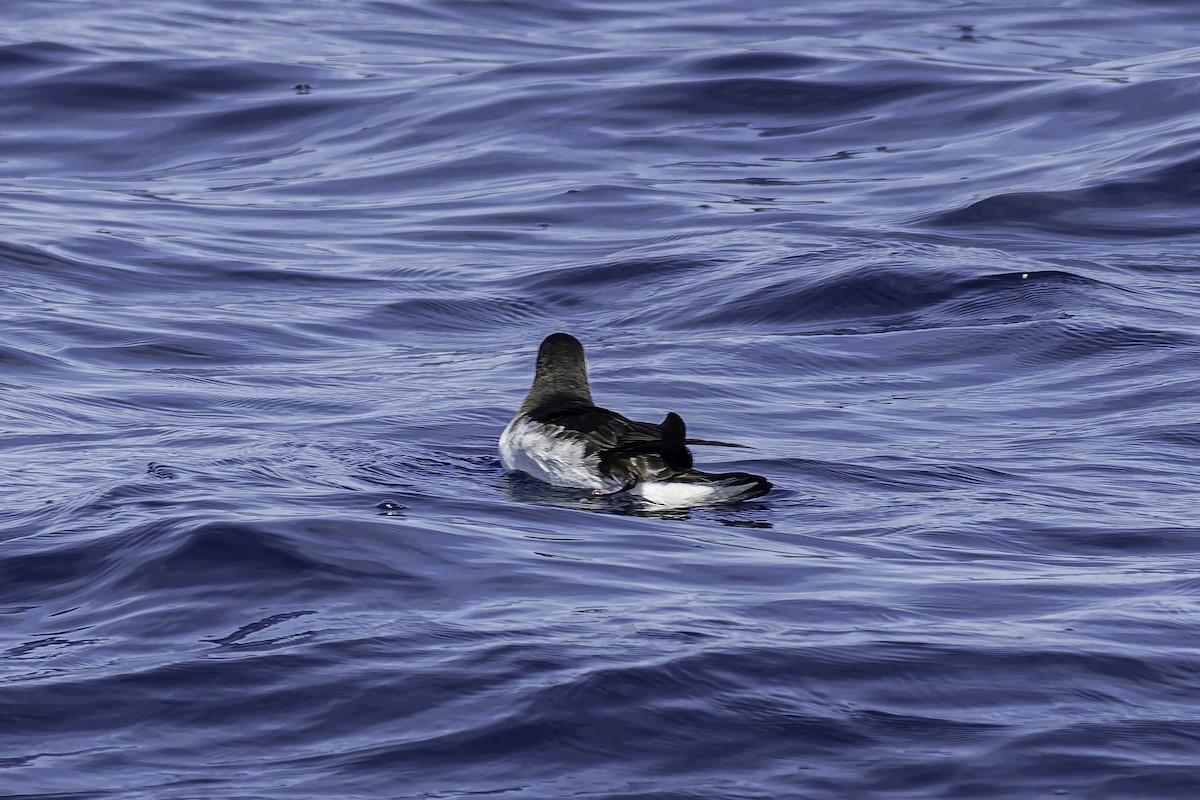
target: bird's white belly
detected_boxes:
[499,416,604,489]
[629,481,719,506]
[629,480,754,507]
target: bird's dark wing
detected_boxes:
[685,438,751,448]
[530,403,695,492]
[529,402,664,453]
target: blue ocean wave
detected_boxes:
[4,1,1200,798]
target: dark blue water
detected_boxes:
[3,1,1200,797]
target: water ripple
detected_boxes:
[4,1,1200,798]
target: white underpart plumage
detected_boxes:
[630,479,749,507]
[501,415,753,506]
[499,416,604,490]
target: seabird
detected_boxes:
[499,333,771,505]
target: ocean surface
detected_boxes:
[3,1,1200,797]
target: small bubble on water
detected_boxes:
[377,500,407,515]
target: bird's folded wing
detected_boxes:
[531,403,663,453]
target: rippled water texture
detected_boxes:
[3,1,1200,797]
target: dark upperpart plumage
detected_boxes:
[518,332,593,415]
[506,332,771,501]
